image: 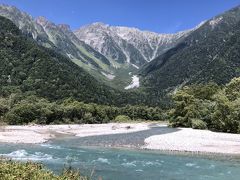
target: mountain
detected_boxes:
[0,5,148,89]
[75,23,192,68]
[0,4,200,90]
[0,15,141,105]
[0,5,50,43]
[140,5,240,104]
[0,4,113,75]
[2,3,240,107]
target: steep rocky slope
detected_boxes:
[0,4,112,74]
[0,15,141,105]
[139,5,240,105]
[75,22,192,68]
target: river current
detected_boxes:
[0,127,240,180]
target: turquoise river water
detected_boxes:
[1,128,240,180]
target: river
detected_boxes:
[0,127,240,180]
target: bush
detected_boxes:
[0,103,8,117]
[114,115,131,122]
[170,116,188,128]
[191,119,207,129]
[0,160,88,180]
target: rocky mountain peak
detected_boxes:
[35,16,55,28]
[92,22,108,27]
[74,22,194,65]
[58,24,71,32]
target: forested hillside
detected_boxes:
[0,16,142,105]
[0,4,128,90]
[140,5,240,105]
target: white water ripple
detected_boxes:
[92,158,111,164]
[40,144,62,150]
[185,163,196,167]
[121,161,137,167]
[0,149,54,161]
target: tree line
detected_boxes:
[2,76,240,135]
[0,93,164,125]
[169,77,240,133]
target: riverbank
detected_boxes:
[1,123,240,155]
[143,128,240,155]
[0,123,151,144]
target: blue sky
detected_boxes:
[1,0,240,33]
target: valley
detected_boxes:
[1,2,240,180]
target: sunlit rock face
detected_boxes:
[74,22,194,67]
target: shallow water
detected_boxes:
[53,126,180,148]
[0,127,240,180]
[1,138,240,180]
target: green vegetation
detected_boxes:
[1,7,240,136]
[0,93,163,125]
[0,160,87,180]
[169,77,240,133]
[0,15,143,106]
[191,119,207,130]
[140,6,240,105]
[114,115,131,122]
[0,15,165,126]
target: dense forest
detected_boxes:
[0,93,164,125]
[0,16,144,106]
[2,77,240,135]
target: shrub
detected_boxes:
[114,115,131,122]
[0,103,8,117]
[191,119,207,129]
[0,160,88,180]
